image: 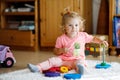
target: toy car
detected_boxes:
[0,45,16,68]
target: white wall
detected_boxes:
[93,0,101,34]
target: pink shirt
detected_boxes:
[55,32,93,61]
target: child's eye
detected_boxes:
[68,24,72,27]
[75,24,78,27]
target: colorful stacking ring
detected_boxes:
[60,66,68,73]
[64,73,81,79]
[44,71,60,77]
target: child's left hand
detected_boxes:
[101,41,108,47]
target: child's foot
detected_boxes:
[77,64,84,75]
[27,63,39,72]
[77,64,89,75]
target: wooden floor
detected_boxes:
[0,50,120,74]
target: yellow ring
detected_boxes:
[60,66,68,73]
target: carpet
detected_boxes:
[0,60,120,80]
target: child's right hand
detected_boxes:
[60,48,69,54]
[54,48,69,55]
[64,48,69,53]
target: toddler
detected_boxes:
[27,11,108,74]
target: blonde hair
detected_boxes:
[61,10,85,32]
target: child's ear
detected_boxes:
[62,27,67,33]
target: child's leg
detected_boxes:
[37,57,63,71]
[62,60,76,69]
[27,57,63,72]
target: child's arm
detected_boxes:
[92,37,108,47]
[92,37,103,43]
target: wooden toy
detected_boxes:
[85,43,100,57]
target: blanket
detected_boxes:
[0,60,120,80]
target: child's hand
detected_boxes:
[101,41,108,47]
[57,48,69,54]
[54,48,69,55]
[63,48,69,53]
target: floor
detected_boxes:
[0,50,120,74]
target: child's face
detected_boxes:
[64,18,80,38]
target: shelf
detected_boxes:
[5,0,35,2]
[0,0,38,51]
[3,12,34,16]
[114,15,120,17]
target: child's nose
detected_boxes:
[72,26,76,29]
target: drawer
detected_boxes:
[0,30,35,47]
[13,31,35,46]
